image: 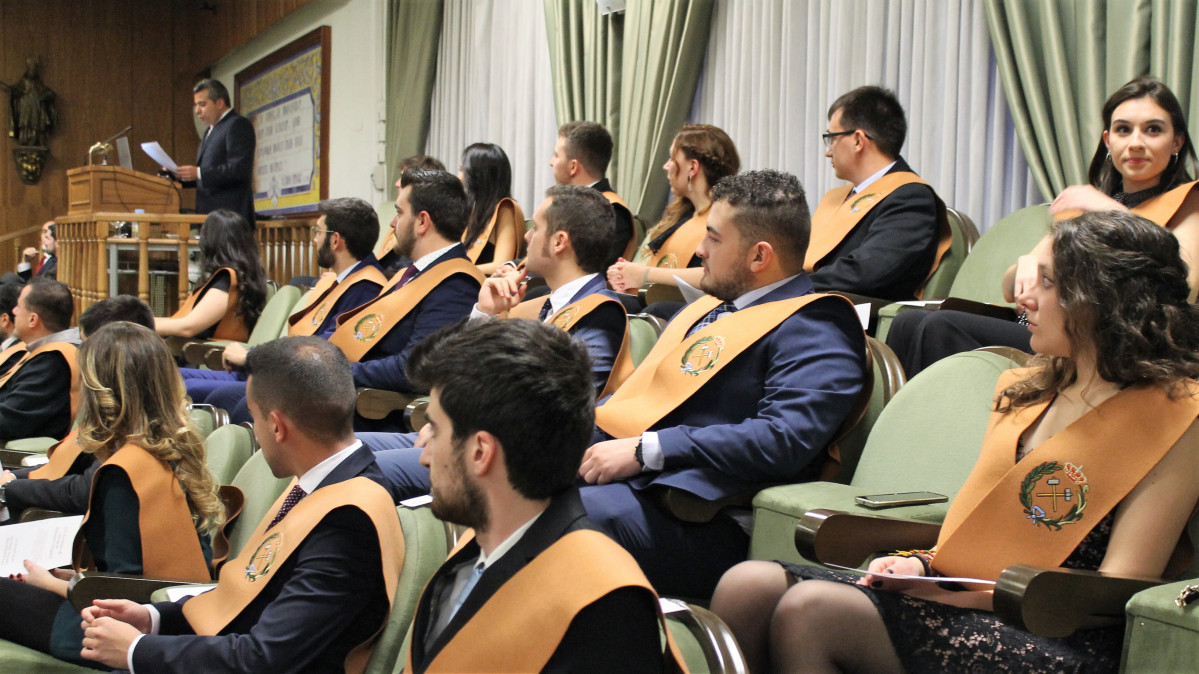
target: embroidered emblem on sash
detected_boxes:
[354,314,383,342]
[680,336,726,376]
[310,302,330,327]
[849,193,879,213]
[656,254,679,269]
[1019,461,1089,530]
[551,307,578,330]
[245,533,283,581]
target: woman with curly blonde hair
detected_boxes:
[0,321,223,665]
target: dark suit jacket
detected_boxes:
[409,489,663,673]
[552,275,627,392]
[193,110,257,227]
[350,244,479,393]
[313,254,386,338]
[592,177,635,270]
[5,455,96,520]
[0,345,73,441]
[808,157,942,300]
[134,445,392,673]
[597,273,867,502]
[16,253,56,283]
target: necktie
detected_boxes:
[33,255,43,275]
[267,484,306,529]
[447,562,485,622]
[687,301,737,337]
[396,264,418,288]
[537,299,553,321]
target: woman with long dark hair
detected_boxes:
[155,209,267,340]
[713,211,1199,673]
[459,143,523,275]
[888,76,1199,377]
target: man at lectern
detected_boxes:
[169,79,257,229]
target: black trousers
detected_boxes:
[886,309,1033,378]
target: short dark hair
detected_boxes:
[397,155,446,175]
[79,295,155,338]
[24,278,73,333]
[558,121,613,176]
[0,283,19,324]
[829,86,907,159]
[45,223,55,240]
[711,170,811,275]
[318,197,379,260]
[245,337,355,445]
[543,185,615,273]
[408,319,595,500]
[193,78,231,107]
[401,168,469,242]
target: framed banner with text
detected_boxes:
[236,26,331,216]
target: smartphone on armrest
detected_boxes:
[854,491,948,509]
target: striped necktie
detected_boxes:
[687,301,737,337]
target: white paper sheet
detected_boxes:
[674,276,705,304]
[854,304,871,331]
[824,563,995,586]
[0,515,84,576]
[140,141,178,171]
[164,584,216,602]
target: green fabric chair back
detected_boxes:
[205,424,254,486]
[227,450,292,559]
[279,288,315,339]
[0,641,95,672]
[920,207,980,300]
[188,403,225,440]
[363,505,452,673]
[628,315,664,366]
[831,337,907,485]
[946,204,1050,305]
[246,284,301,347]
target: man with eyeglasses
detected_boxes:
[808,85,949,301]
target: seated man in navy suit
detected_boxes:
[579,169,868,598]
[79,337,403,672]
[404,318,677,672]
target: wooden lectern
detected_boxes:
[66,166,181,215]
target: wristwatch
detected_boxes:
[633,438,645,469]
[0,482,7,507]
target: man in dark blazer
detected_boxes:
[0,279,77,442]
[405,319,670,673]
[578,170,867,598]
[807,86,947,300]
[80,337,403,672]
[173,79,257,228]
[13,220,57,283]
[551,121,636,270]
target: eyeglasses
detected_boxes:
[311,225,336,237]
[822,129,872,148]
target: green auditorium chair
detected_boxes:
[662,600,749,673]
[204,423,253,486]
[749,348,1027,567]
[830,336,906,486]
[181,283,302,369]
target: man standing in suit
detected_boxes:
[79,337,403,672]
[173,79,257,228]
[806,86,949,300]
[551,121,636,269]
[405,319,676,672]
[579,170,867,598]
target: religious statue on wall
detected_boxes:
[1,57,58,184]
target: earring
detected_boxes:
[1105,152,1112,165]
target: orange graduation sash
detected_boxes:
[806,173,951,296]
[603,190,639,260]
[0,341,79,418]
[74,444,212,582]
[595,293,839,439]
[647,212,708,269]
[28,429,81,480]
[409,529,685,673]
[465,198,524,264]
[932,370,1199,582]
[288,266,387,337]
[328,258,484,362]
[507,293,635,396]
[0,342,26,376]
[182,476,404,674]
[1054,180,1199,227]
[171,267,248,341]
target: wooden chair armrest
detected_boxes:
[404,398,430,433]
[794,509,941,568]
[182,341,212,366]
[69,572,192,613]
[638,283,685,306]
[203,346,232,372]
[0,448,39,470]
[659,487,760,524]
[19,507,68,523]
[355,388,417,421]
[663,600,750,672]
[939,297,1019,322]
[993,564,1162,638]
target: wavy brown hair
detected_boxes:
[997,211,1199,410]
[639,124,740,258]
[76,322,225,533]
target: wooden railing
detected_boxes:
[257,217,319,286]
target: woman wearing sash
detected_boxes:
[459,142,523,276]
[607,124,740,309]
[0,322,224,665]
[888,76,1199,377]
[711,211,1199,673]
[154,209,267,341]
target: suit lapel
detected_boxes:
[567,275,607,304]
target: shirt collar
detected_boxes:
[412,243,459,272]
[296,440,362,494]
[334,259,362,284]
[27,328,80,350]
[475,510,543,570]
[547,273,599,317]
[732,274,800,310]
[214,108,232,127]
[853,160,897,194]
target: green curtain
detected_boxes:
[543,0,624,168]
[614,0,714,222]
[985,0,1199,200]
[384,0,445,201]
